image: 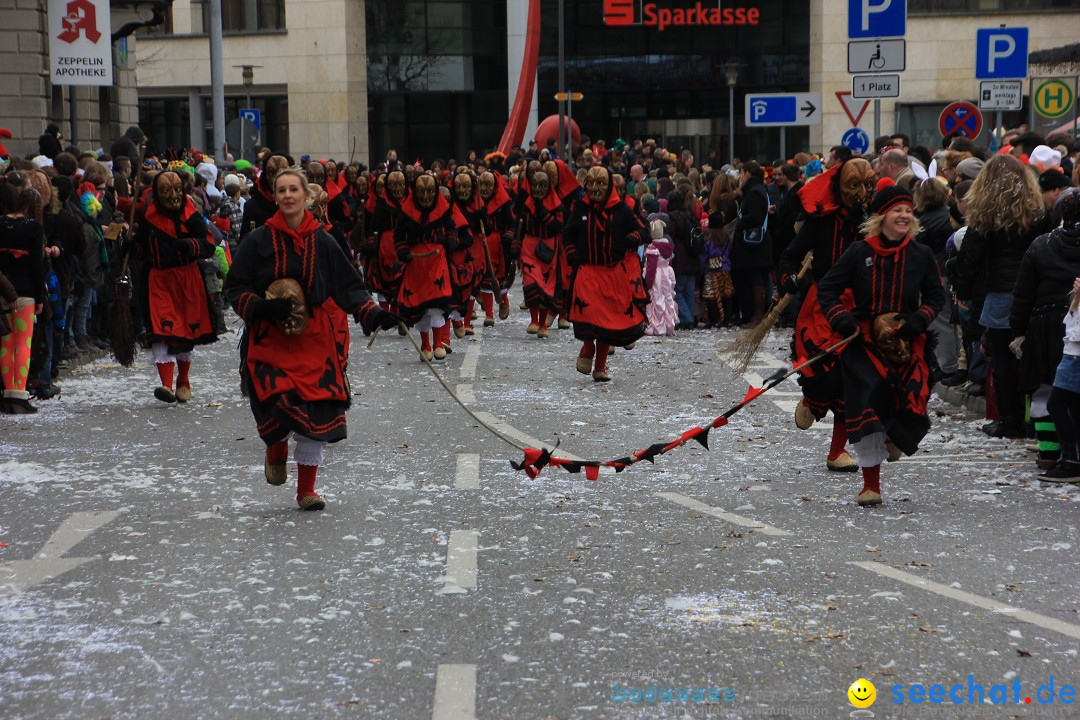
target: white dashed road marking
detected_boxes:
[440,530,479,594]
[657,492,792,537]
[455,453,480,490]
[432,664,477,720]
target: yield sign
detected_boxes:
[836,91,870,127]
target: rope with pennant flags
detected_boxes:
[372,320,855,481]
[510,333,858,479]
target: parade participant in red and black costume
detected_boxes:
[450,170,484,337]
[816,186,946,506]
[394,173,467,361]
[544,159,585,331]
[563,166,650,382]
[134,170,220,404]
[345,169,372,259]
[477,170,516,323]
[514,169,564,338]
[324,160,352,230]
[239,153,291,240]
[364,171,408,309]
[779,158,875,472]
[225,168,401,511]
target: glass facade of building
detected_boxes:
[366,0,811,164]
[536,0,810,163]
[366,0,509,165]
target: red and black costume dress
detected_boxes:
[562,171,650,348]
[394,192,466,325]
[326,173,351,230]
[482,175,516,295]
[514,183,564,318]
[816,235,946,455]
[225,210,384,446]
[455,190,487,329]
[136,197,219,353]
[779,169,866,420]
[365,187,406,303]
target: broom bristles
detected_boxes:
[110,295,137,369]
[722,293,794,374]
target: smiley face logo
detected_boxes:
[848,678,876,708]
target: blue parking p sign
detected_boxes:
[240,108,261,130]
[848,0,906,39]
[975,28,1028,80]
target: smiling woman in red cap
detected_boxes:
[816,185,946,507]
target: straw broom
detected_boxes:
[723,251,813,374]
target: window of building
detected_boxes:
[910,0,1080,12]
[191,0,287,33]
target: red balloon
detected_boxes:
[534,115,580,154]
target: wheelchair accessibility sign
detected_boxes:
[848,39,905,74]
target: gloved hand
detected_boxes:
[833,313,859,338]
[357,305,405,336]
[253,297,293,322]
[441,234,458,252]
[1009,335,1025,360]
[649,219,666,240]
[780,274,801,297]
[624,234,643,252]
[895,312,928,339]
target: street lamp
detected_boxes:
[721,63,740,164]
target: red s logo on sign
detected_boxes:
[604,0,635,26]
[58,0,101,44]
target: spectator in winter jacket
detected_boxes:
[38,123,63,160]
[666,189,700,328]
[955,154,1051,439]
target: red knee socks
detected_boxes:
[266,440,288,466]
[156,362,174,389]
[464,298,475,327]
[176,359,191,389]
[297,464,318,500]
[861,465,881,494]
[594,342,610,372]
[828,419,848,462]
[579,339,595,359]
[438,323,451,349]
[421,331,432,352]
[480,293,494,319]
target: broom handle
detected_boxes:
[120,148,146,280]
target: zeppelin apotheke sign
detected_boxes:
[49,0,113,86]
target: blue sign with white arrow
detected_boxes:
[744,93,822,127]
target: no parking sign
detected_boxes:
[939,101,983,140]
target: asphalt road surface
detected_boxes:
[2,293,1078,720]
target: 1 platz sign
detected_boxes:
[853,75,900,99]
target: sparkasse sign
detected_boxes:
[603,1,761,31]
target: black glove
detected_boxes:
[781,274,801,297]
[833,313,859,338]
[441,234,458,252]
[624,234,643,252]
[895,312,928,339]
[357,305,404,336]
[253,297,293,322]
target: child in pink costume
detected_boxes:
[644,214,678,336]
